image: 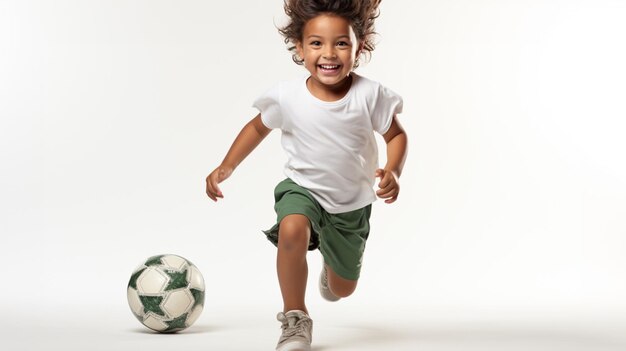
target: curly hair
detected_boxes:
[278,0,382,68]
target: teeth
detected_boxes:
[320,64,339,69]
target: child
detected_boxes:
[206,0,407,350]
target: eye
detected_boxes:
[310,41,321,46]
[337,41,351,47]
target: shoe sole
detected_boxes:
[319,265,341,302]
[276,341,311,351]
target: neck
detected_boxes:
[306,74,353,102]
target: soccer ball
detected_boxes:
[127,254,205,332]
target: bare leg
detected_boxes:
[326,263,358,298]
[277,214,311,314]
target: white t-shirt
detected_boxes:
[253,73,403,214]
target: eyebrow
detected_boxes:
[306,34,351,40]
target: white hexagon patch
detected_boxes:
[127,287,144,317]
[187,265,205,291]
[186,305,203,327]
[162,290,194,318]
[137,267,169,294]
[143,315,168,331]
[161,255,187,271]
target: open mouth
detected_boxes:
[318,64,341,73]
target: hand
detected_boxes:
[375,168,400,204]
[206,165,233,202]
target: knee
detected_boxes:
[327,269,358,298]
[330,281,357,298]
[278,215,310,251]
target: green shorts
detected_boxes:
[263,178,372,281]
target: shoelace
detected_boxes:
[321,266,329,289]
[277,313,311,339]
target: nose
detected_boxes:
[322,46,337,60]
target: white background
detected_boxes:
[1,0,625,350]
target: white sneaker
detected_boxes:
[276,310,313,351]
[319,264,341,302]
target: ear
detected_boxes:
[296,41,304,61]
[356,41,365,57]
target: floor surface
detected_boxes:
[3,303,625,351]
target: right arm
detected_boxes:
[206,113,271,201]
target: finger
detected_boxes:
[206,175,222,201]
[377,188,398,199]
[378,172,395,189]
[375,169,385,179]
[207,191,216,201]
[378,176,390,190]
[378,179,398,193]
[376,177,397,193]
[206,179,217,201]
[209,177,224,199]
[211,179,223,198]
[375,189,390,198]
[384,195,398,204]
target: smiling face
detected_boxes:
[296,14,361,98]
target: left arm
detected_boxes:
[375,116,408,204]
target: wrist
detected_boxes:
[219,162,236,173]
[384,167,401,178]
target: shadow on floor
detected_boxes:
[315,322,626,350]
[128,324,217,335]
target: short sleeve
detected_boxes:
[252,83,283,129]
[371,84,403,135]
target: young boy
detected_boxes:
[206,1,407,350]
